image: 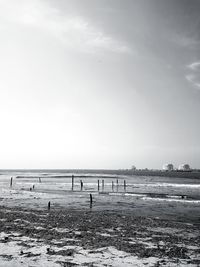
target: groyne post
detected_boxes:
[80,180,83,191]
[112,181,114,191]
[102,180,104,191]
[124,180,126,191]
[97,180,100,191]
[72,175,74,191]
[90,193,93,208]
[48,201,51,210]
[116,179,119,192]
[10,177,13,187]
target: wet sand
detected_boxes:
[0,205,200,266]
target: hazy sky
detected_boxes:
[0,0,200,169]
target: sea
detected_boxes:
[0,169,200,222]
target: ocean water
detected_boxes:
[1,169,200,196]
[0,169,200,222]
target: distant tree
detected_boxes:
[131,165,136,171]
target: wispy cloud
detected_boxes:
[0,0,131,54]
[186,61,200,89]
[188,62,200,71]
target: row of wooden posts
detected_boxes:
[10,175,127,192]
[10,177,36,191]
[71,175,127,192]
[9,175,126,210]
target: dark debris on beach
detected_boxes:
[0,205,200,265]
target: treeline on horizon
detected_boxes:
[1,168,200,179]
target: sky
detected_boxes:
[0,0,200,169]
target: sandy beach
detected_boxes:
[0,206,200,266]
[0,171,200,266]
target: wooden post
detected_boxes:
[80,180,83,191]
[116,179,119,192]
[48,201,51,210]
[102,180,104,191]
[90,193,93,208]
[124,180,126,191]
[10,177,13,187]
[33,185,35,190]
[97,180,100,191]
[39,177,41,183]
[72,175,74,191]
[112,181,114,191]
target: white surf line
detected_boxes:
[129,183,200,188]
[142,197,200,203]
[109,192,200,201]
